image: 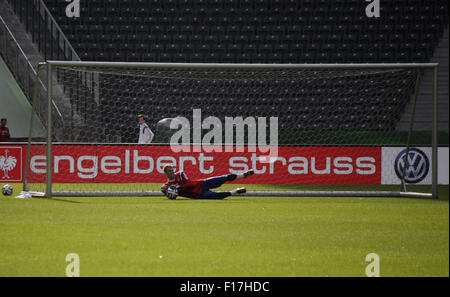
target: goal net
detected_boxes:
[23,61,438,198]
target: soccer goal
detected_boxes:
[22,61,439,199]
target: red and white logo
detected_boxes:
[0,146,22,182]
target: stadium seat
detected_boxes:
[274,44,289,56]
[228,44,241,55]
[197,44,211,55]
[159,53,172,62]
[248,34,264,46]
[321,43,335,53]
[135,25,149,35]
[181,44,195,55]
[205,53,220,63]
[412,51,427,62]
[105,25,119,34]
[141,52,158,62]
[82,34,95,44]
[173,34,189,45]
[331,52,346,63]
[189,34,202,46]
[235,35,248,45]
[301,52,315,63]
[127,52,140,62]
[158,34,171,43]
[135,43,149,54]
[221,53,235,63]
[243,44,257,55]
[91,7,104,17]
[266,34,279,45]
[190,53,203,63]
[127,34,140,44]
[259,44,273,55]
[111,51,125,61]
[88,25,103,36]
[119,25,135,35]
[94,51,109,61]
[150,44,164,55]
[238,53,251,63]
[151,25,164,35]
[285,53,299,63]
[112,17,128,26]
[252,53,266,63]
[268,53,283,63]
[241,25,254,35]
[366,51,378,63]
[106,7,120,17]
[111,34,125,43]
[88,42,102,53]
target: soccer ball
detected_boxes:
[2,184,13,196]
[156,118,183,142]
[166,186,178,200]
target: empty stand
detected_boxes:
[41,0,448,64]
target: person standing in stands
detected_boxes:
[138,114,154,144]
[0,118,11,142]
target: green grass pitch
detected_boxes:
[0,183,448,277]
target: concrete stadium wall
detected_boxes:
[0,56,45,140]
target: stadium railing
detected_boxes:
[6,0,80,62]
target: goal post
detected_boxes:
[24,61,439,199]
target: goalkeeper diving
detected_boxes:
[161,165,254,199]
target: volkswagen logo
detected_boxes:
[394,148,430,184]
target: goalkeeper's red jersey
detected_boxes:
[164,171,204,199]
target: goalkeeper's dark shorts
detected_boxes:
[200,175,234,199]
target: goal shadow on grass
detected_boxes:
[37,197,82,204]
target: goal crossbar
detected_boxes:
[46,61,439,70]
